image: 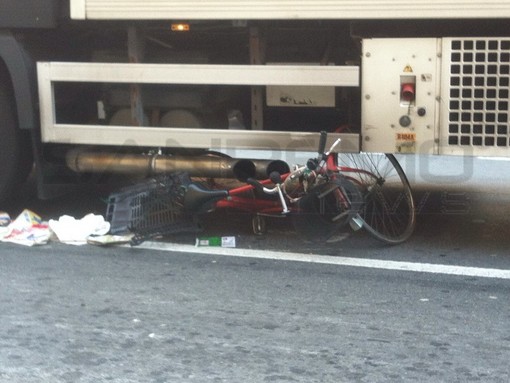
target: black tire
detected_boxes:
[0,68,33,203]
[337,153,415,244]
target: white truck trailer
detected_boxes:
[1,0,509,200]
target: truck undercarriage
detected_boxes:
[0,1,509,202]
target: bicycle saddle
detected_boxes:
[184,183,228,212]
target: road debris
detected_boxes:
[86,233,134,246]
[49,214,110,246]
[1,209,51,246]
[0,211,10,227]
[196,236,236,248]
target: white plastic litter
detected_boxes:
[87,233,134,246]
[1,209,51,246]
[49,214,110,246]
[0,211,10,227]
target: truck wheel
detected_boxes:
[0,69,33,203]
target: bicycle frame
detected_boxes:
[211,150,379,217]
[215,174,291,215]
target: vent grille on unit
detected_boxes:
[446,38,510,148]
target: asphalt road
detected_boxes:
[1,155,510,382]
[1,242,509,383]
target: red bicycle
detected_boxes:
[108,132,415,245]
[183,132,416,244]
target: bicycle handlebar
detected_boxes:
[318,130,328,157]
[308,132,342,171]
[246,178,289,214]
[246,177,265,193]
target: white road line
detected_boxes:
[135,241,510,280]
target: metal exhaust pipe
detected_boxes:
[66,149,289,180]
[232,159,256,182]
[254,159,290,178]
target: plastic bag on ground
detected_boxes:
[49,214,110,246]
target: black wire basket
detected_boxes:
[105,173,200,245]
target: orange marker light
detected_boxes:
[171,23,190,32]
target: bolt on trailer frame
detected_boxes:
[37,0,510,158]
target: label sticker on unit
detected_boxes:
[396,132,417,153]
[421,73,433,82]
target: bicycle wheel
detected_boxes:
[337,153,415,244]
